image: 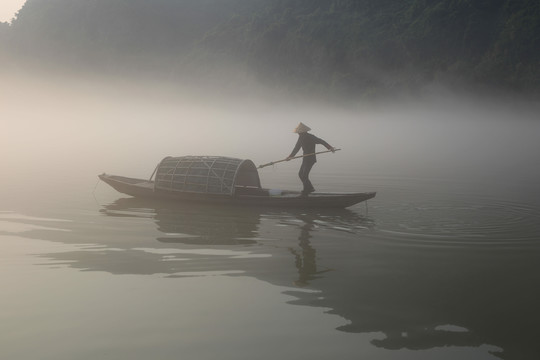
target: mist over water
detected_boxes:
[2,69,540,360]
[3,70,539,191]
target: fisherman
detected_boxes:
[286,122,335,196]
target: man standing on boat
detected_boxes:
[287,122,335,196]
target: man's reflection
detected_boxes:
[34,197,537,359]
[290,215,332,287]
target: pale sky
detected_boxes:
[0,0,26,23]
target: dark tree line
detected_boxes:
[1,0,538,96]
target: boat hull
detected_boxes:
[98,174,375,209]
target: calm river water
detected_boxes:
[1,83,540,360]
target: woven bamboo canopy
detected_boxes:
[154,156,261,196]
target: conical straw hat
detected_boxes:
[293,122,311,133]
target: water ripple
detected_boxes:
[373,194,540,249]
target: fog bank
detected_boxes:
[2,70,539,198]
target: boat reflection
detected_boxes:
[101,197,261,245]
[24,197,539,359]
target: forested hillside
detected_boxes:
[203,0,540,94]
[2,0,539,96]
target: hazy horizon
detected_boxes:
[2,68,539,197]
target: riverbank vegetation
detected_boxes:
[1,0,538,98]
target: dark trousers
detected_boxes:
[298,159,316,193]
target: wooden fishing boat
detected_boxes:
[99,156,375,208]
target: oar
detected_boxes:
[258,148,341,169]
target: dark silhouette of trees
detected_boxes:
[3,0,539,95]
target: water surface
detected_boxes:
[1,78,540,359]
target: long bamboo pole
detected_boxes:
[258,149,341,169]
